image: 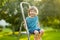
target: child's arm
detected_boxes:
[21,21,26,29]
[38,22,40,27]
[37,16,40,27]
[23,21,27,30]
[23,21,26,29]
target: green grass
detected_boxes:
[20,31,60,40]
[0,28,60,40]
[0,35,17,40]
[43,31,60,40]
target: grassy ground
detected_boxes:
[0,28,60,40]
[20,31,60,40]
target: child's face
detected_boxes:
[29,10,36,17]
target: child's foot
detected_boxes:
[40,38,42,40]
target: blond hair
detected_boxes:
[28,6,38,16]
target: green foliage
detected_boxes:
[40,0,60,29]
[0,0,23,31]
[0,0,60,32]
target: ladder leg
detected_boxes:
[28,34,30,40]
[27,31,30,40]
[18,23,23,40]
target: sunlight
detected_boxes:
[34,0,42,2]
[0,35,3,38]
[20,38,27,40]
[15,32,19,35]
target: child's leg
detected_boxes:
[40,29,44,37]
[34,30,39,40]
[38,29,44,40]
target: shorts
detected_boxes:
[29,28,40,34]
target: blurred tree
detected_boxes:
[39,0,60,29]
[0,0,23,35]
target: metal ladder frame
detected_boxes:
[18,2,31,40]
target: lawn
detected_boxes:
[20,31,60,40]
[0,28,60,40]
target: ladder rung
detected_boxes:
[21,31,27,34]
